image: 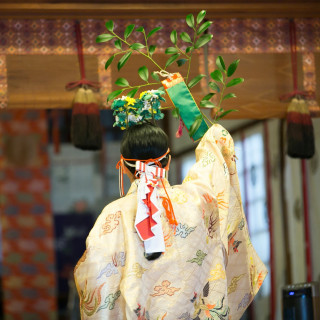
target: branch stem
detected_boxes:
[201,110,214,125]
[112,31,163,71]
[123,82,161,90]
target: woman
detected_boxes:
[74,122,267,319]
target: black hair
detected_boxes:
[120,122,169,175]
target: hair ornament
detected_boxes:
[111,90,165,130]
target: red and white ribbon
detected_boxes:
[135,161,166,254]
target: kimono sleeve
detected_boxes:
[182,124,236,252]
[182,124,268,318]
[74,203,126,319]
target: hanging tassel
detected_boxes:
[287,98,315,158]
[71,88,88,148]
[285,20,315,159]
[71,87,102,150]
[85,89,102,150]
[67,21,102,151]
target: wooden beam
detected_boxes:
[0,3,320,19]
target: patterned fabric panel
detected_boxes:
[0,18,319,55]
[0,110,57,319]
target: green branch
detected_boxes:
[142,29,150,56]
[111,31,163,71]
[125,82,161,90]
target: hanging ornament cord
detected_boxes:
[67,21,102,150]
[280,20,313,101]
[280,19,313,283]
[65,21,100,90]
[292,20,313,281]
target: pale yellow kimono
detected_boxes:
[74,124,267,320]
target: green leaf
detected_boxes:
[105,55,115,70]
[114,39,122,50]
[127,88,138,98]
[165,53,180,68]
[227,59,240,77]
[138,66,149,82]
[226,77,244,88]
[118,51,132,71]
[186,46,193,54]
[201,92,215,101]
[105,20,114,32]
[177,58,188,67]
[208,81,220,92]
[187,74,206,89]
[223,93,236,100]
[197,10,206,24]
[200,100,216,108]
[210,70,223,83]
[189,117,202,137]
[165,47,178,54]
[170,30,177,45]
[115,77,130,87]
[107,89,124,102]
[124,24,135,39]
[180,32,192,43]
[147,26,162,39]
[194,34,213,49]
[96,34,114,43]
[216,109,238,120]
[149,45,156,56]
[130,43,145,50]
[151,71,160,82]
[135,26,144,33]
[186,14,195,28]
[216,56,226,72]
[197,21,213,35]
[171,108,180,118]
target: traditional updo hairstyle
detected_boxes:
[120,122,170,175]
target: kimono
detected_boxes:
[74,124,268,320]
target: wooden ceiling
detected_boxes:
[6,51,316,119]
[1,1,320,19]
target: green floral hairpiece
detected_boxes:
[112,89,165,130]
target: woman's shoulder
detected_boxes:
[90,194,135,229]
[99,193,136,218]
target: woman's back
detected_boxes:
[74,124,267,319]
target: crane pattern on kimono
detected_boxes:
[79,281,105,317]
[192,282,230,320]
[134,304,167,320]
[228,232,242,253]
[206,212,218,239]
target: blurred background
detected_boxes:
[0,0,320,319]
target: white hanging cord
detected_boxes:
[154,70,174,80]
